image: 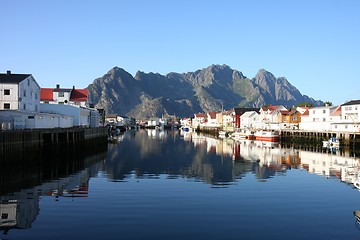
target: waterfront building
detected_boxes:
[192,113,207,129]
[0,71,40,112]
[233,108,260,129]
[205,112,219,127]
[258,105,287,130]
[40,85,100,128]
[277,109,301,130]
[40,84,88,107]
[216,110,233,131]
[329,100,360,133]
[0,71,74,129]
[240,111,259,129]
[299,105,340,132]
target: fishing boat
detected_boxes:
[254,130,279,142]
[322,137,340,148]
[231,129,255,141]
[218,131,228,138]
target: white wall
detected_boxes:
[19,76,40,112]
[40,103,90,127]
[0,110,72,129]
[0,83,19,110]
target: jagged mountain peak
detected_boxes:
[87,64,323,118]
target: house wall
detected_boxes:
[19,76,40,112]
[240,112,259,129]
[40,104,90,127]
[0,110,72,129]
[299,106,336,132]
[0,83,19,110]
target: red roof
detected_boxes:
[208,112,217,119]
[40,88,54,101]
[194,113,207,118]
[70,89,88,102]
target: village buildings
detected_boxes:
[0,71,101,130]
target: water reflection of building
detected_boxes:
[299,150,360,184]
[0,147,106,235]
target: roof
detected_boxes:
[241,111,258,117]
[40,88,54,101]
[207,112,218,119]
[234,108,260,115]
[194,113,207,118]
[261,105,283,112]
[331,106,342,116]
[279,110,290,115]
[0,73,31,84]
[70,89,88,102]
[342,100,360,106]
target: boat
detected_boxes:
[180,126,192,132]
[322,137,340,148]
[231,129,255,141]
[254,130,279,142]
[218,131,228,138]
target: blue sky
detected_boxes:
[1,0,359,105]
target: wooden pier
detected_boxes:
[0,127,108,155]
[280,129,360,147]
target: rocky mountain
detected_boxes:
[87,64,322,119]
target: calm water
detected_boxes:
[2,129,360,239]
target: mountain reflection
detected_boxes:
[105,130,301,184]
[2,129,360,235]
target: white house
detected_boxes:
[329,100,360,133]
[40,84,88,107]
[240,111,260,129]
[258,105,287,130]
[192,113,207,128]
[0,71,40,112]
[206,112,219,127]
[299,105,340,132]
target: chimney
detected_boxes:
[73,86,75,90]
[6,70,11,75]
[56,84,60,89]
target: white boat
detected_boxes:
[254,130,279,142]
[180,126,192,132]
[322,137,340,148]
[218,131,228,138]
[231,129,255,141]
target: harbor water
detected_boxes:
[1,129,360,239]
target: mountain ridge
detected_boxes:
[87,64,323,119]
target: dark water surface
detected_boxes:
[2,129,360,239]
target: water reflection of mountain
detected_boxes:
[105,130,360,189]
[0,143,107,235]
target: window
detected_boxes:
[27,79,30,86]
[1,213,8,219]
[59,101,64,104]
[335,125,337,129]
[23,104,26,110]
[35,105,38,112]
[313,110,315,114]
[35,93,38,99]
[4,103,10,109]
[4,89,10,95]
[58,92,64,97]
[323,110,326,114]
[323,118,326,122]
[23,90,26,97]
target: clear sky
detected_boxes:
[1,0,359,105]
